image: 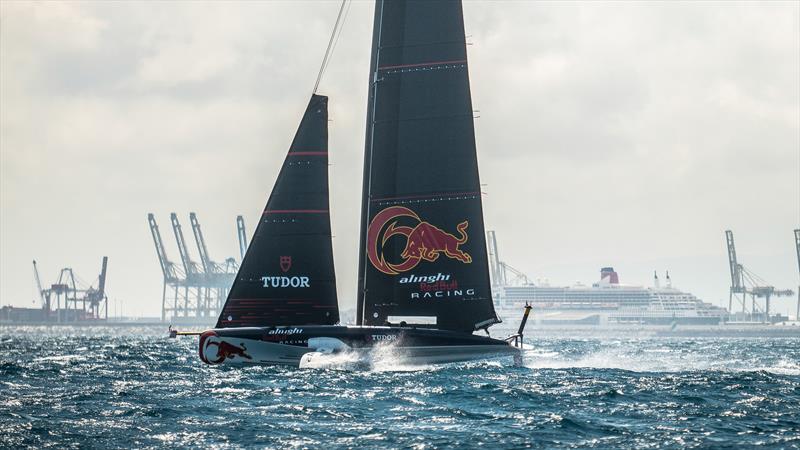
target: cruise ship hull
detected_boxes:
[495,307,725,327]
[198,326,519,367]
[495,268,728,328]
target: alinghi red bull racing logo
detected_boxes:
[367,206,472,275]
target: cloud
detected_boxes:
[1,1,798,317]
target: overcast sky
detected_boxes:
[1,1,798,318]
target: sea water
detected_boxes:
[1,326,798,448]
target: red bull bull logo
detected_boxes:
[367,206,472,275]
[199,331,253,364]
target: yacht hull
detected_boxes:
[198,325,519,367]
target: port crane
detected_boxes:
[487,231,531,287]
[189,212,237,316]
[148,214,185,321]
[170,213,207,317]
[237,215,248,260]
[148,213,246,322]
[725,230,794,323]
[81,257,109,321]
[189,212,238,276]
[794,229,800,320]
[32,260,51,313]
[171,213,204,283]
[30,258,108,322]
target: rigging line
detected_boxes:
[313,0,348,94]
[322,0,351,79]
[319,0,351,90]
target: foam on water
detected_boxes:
[298,341,437,372]
[523,338,800,375]
[1,326,798,449]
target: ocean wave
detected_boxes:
[0,326,798,449]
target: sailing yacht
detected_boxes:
[190,0,530,366]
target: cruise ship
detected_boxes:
[493,267,728,326]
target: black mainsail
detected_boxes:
[356,0,499,332]
[216,94,339,328]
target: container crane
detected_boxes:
[189,212,237,316]
[32,260,50,312]
[487,231,505,286]
[725,230,794,323]
[190,212,220,275]
[725,230,746,312]
[237,215,248,260]
[29,259,108,323]
[501,262,531,286]
[189,213,241,276]
[189,212,239,275]
[171,213,206,317]
[170,213,203,281]
[148,213,245,322]
[81,257,109,320]
[49,268,77,322]
[486,231,531,286]
[794,229,800,320]
[148,214,185,321]
[148,214,183,283]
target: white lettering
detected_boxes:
[371,334,397,341]
[268,327,304,335]
[398,273,452,284]
[260,275,312,288]
[408,288,478,299]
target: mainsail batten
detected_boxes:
[216,95,339,328]
[357,0,499,332]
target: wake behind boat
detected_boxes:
[174,0,531,367]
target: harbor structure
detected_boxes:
[148,213,243,323]
[794,229,800,320]
[1,258,108,323]
[725,230,794,323]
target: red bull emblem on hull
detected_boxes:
[367,206,472,275]
[199,331,253,364]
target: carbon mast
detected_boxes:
[356,0,385,326]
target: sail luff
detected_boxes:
[356,0,386,326]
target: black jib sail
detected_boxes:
[216,94,339,328]
[356,0,499,332]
